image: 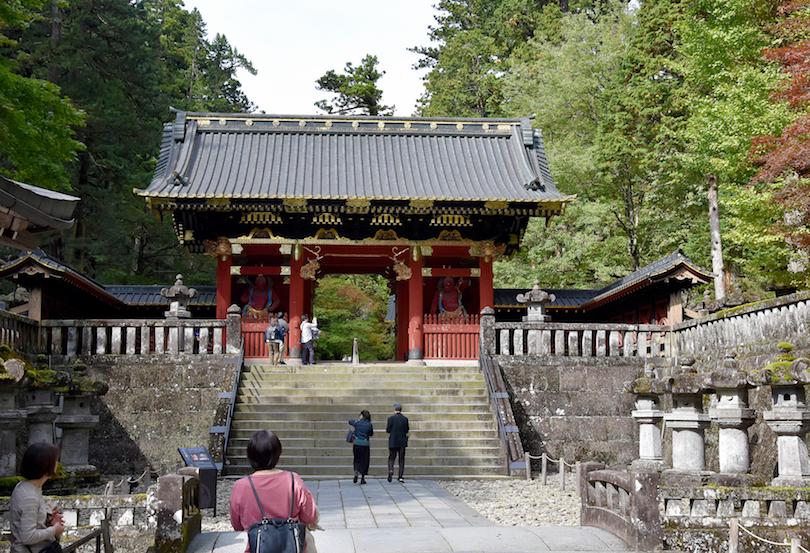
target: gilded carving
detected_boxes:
[245,228,274,239]
[313,213,342,225]
[421,267,433,277]
[301,259,320,280]
[437,230,464,242]
[484,200,510,210]
[203,237,232,258]
[393,261,412,281]
[230,266,242,275]
[473,240,507,260]
[232,244,243,255]
[346,198,371,208]
[280,266,291,276]
[409,199,434,209]
[207,198,231,207]
[470,268,481,277]
[283,198,308,212]
[314,228,341,240]
[420,245,433,257]
[279,244,292,256]
[372,214,400,226]
[372,229,399,241]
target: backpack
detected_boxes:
[265,326,284,342]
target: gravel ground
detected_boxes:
[200,475,580,531]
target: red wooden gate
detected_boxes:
[422,314,480,360]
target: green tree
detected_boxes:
[313,275,394,361]
[0,0,84,191]
[315,55,393,116]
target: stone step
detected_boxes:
[232,403,493,414]
[231,410,495,422]
[237,379,484,391]
[243,364,480,375]
[226,437,502,452]
[236,390,488,402]
[223,463,505,477]
[229,420,497,433]
[241,370,483,381]
[224,452,502,467]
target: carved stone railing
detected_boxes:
[579,462,662,552]
[38,311,241,357]
[673,290,810,363]
[0,309,39,352]
[488,321,672,359]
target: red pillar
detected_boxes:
[407,247,425,365]
[479,255,494,313]
[397,279,409,361]
[288,252,305,364]
[216,254,232,319]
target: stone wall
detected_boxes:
[497,355,645,467]
[81,354,238,474]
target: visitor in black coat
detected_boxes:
[386,403,409,483]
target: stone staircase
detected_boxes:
[223,362,506,478]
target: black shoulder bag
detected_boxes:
[246,472,307,553]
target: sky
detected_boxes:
[182,0,439,116]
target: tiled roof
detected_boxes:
[137,112,572,206]
[105,285,217,307]
[0,177,79,229]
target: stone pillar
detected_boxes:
[626,364,666,471]
[26,388,61,446]
[0,381,26,477]
[480,307,496,357]
[664,357,711,473]
[225,304,241,355]
[764,384,810,486]
[632,395,665,471]
[705,353,754,474]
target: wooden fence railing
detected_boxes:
[0,310,38,352]
[423,313,480,360]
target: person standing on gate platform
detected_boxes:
[276,312,290,364]
[264,315,284,365]
[387,403,409,483]
[348,410,373,484]
[300,314,319,365]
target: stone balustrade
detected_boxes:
[488,321,672,358]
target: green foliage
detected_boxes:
[313,275,394,361]
[315,55,392,116]
[0,0,85,191]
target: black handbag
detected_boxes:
[246,473,307,553]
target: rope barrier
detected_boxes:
[729,518,807,553]
[523,452,580,492]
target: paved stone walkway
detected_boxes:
[190,478,642,553]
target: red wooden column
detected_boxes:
[287,248,305,364]
[397,279,409,361]
[407,246,425,365]
[479,255,494,312]
[216,254,232,319]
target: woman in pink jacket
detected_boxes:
[229,430,320,552]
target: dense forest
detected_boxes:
[3,0,810,310]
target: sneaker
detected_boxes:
[387,473,392,482]
[398,477,404,483]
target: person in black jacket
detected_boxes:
[386,403,409,483]
[349,410,373,484]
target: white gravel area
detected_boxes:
[436,476,580,527]
[200,475,580,531]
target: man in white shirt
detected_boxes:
[300,314,318,365]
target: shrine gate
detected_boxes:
[137,112,572,363]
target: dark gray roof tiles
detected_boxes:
[105,285,217,307]
[138,113,572,205]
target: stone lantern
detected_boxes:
[517,280,556,322]
[55,361,108,479]
[626,363,667,471]
[703,352,754,474]
[664,357,712,473]
[0,358,27,477]
[161,274,198,319]
[758,354,810,486]
[25,359,69,446]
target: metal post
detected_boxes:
[525,452,531,481]
[542,453,548,485]
[728,518,738,553]
[792,538,802,553]
[560,457,565,490]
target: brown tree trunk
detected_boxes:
[48,2,61,84]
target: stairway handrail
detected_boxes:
[479,338,524,475]
[221,337,245,473]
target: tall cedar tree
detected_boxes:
[0,0,84,191]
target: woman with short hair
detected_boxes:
[10,443,65,553]
[349,410,373,484]
[229,430,319,553]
